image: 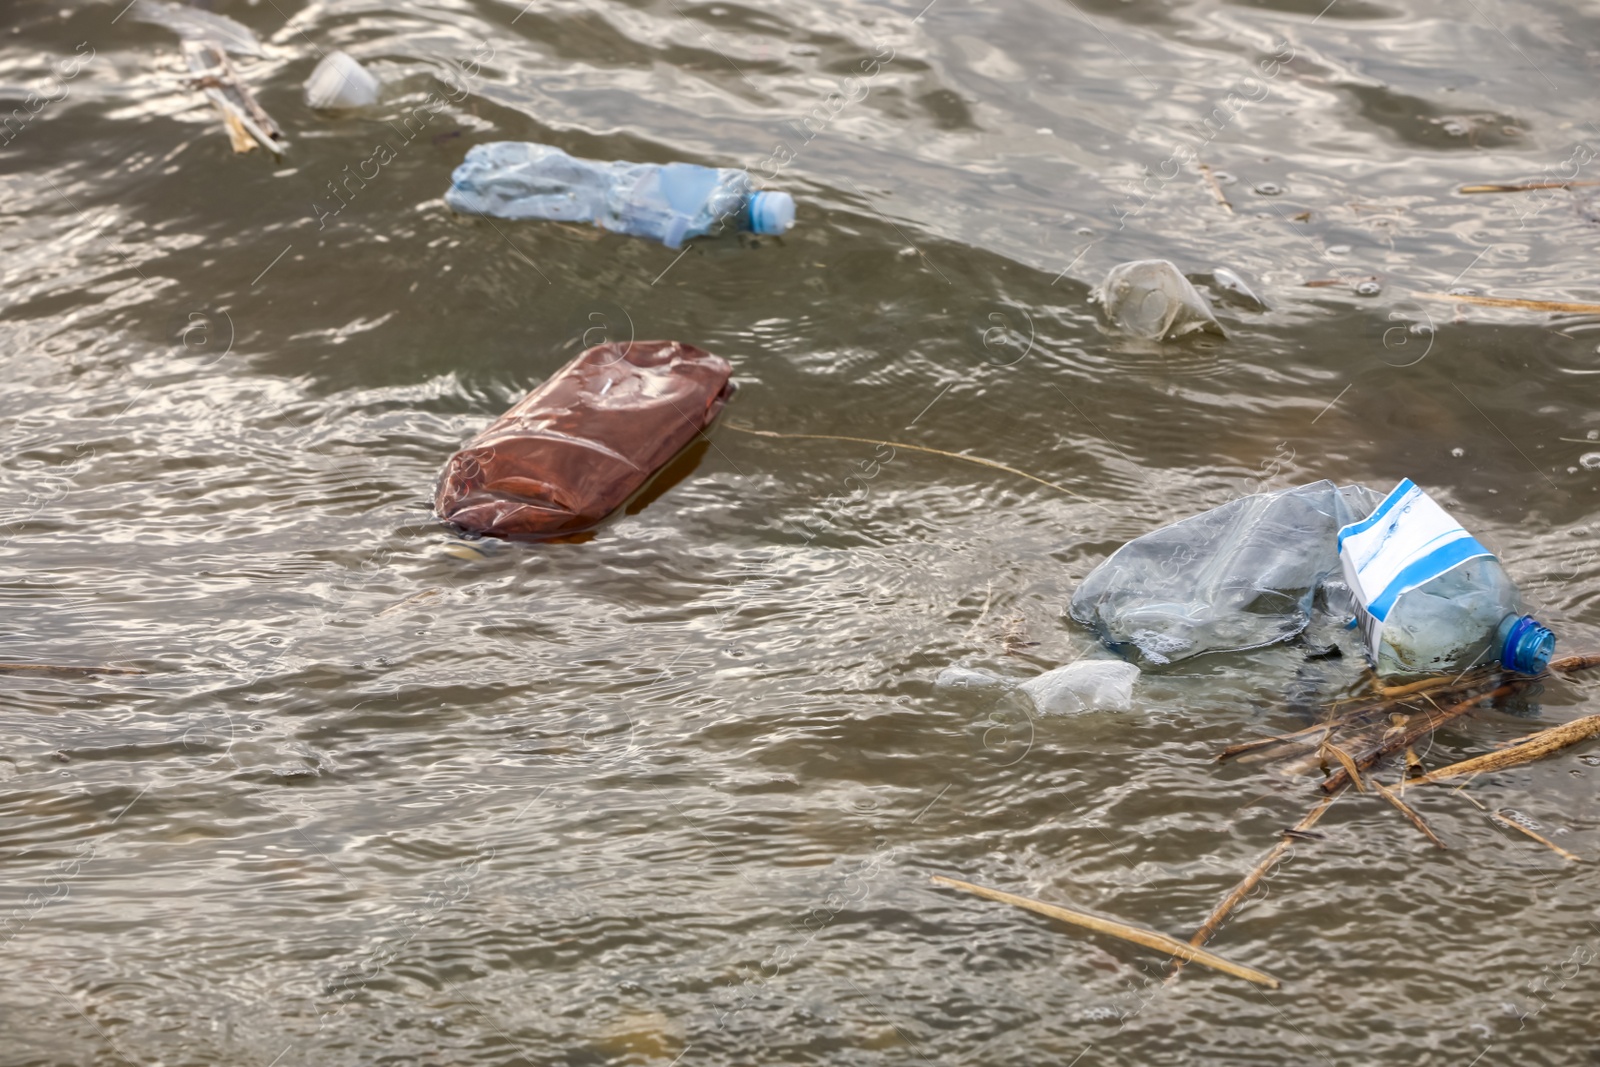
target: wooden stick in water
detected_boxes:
[1551,652,1600,673]
[1373,781,1446,849]
[1217,723,1332,762]
[1408,715,1600,786]
[1376,670,1497,700]
[930,875,1280,989]
[1167,791,1341,985]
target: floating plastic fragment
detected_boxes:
[304,50,380,110]
[1211,267,1268,311]
[934,666,1013,691]
[1096,260,1224,341]
[134,0,264,56]
[1017,660,1140,714]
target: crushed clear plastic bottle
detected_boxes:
[1338,480,1555,677]
[1372,557,1554,676]
[444,142,795,249]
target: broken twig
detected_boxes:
[930,874,1280,988]
[1198,162,1234,213]
[1168,791,1340,985]
[1321,681,1520,794]
[1373,781,1447,849]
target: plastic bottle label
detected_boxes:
[1336,479,1492,655]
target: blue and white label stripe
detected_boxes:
[1337,479,1491,654]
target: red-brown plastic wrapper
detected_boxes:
[435,341,733,540]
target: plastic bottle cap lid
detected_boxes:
[749,191,795,235]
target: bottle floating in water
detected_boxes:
[444,142,795,249]
[1338,479,1555,677]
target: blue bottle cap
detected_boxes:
[1500,614,1555,674]
[748,191,795,235]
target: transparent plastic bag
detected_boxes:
[1069,480,1380,665]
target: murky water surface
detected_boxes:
[5,0,1600,1063]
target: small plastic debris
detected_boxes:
[1096,260,1225,341]
[1017,660,1140,714]
[1211,267,1268,311]
[934,666,1013,691]
[133,0,264,57]
[445,142,795,249]
[1354,279,1382,296]
[304,50,380,110]
[434,341,732,540]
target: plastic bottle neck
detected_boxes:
[1498,613,1555,674]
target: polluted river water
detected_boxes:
[4,0,1600,1064]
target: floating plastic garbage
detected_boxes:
[1211,267,1268,311]
[1340,479,1555,676]
[135,0,283,153]
[444,142,796,249]
[133,0,264,57]
[934,666,1012,691]
[1071,478,1556,678]
[1018,660,1139,714]
[434,341,732,540]
[1069,480,1381,666]
[304,51,380,110]
[1096,259,1224,340]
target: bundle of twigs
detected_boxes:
[935,653,1600,992]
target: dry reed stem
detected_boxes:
[1408,715,1600,786]
[1419,292,1600,315]
[1458,180,1600,193]
[930,875,1280,989]
[0,663,145,676]
[1323,741,1368,793]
